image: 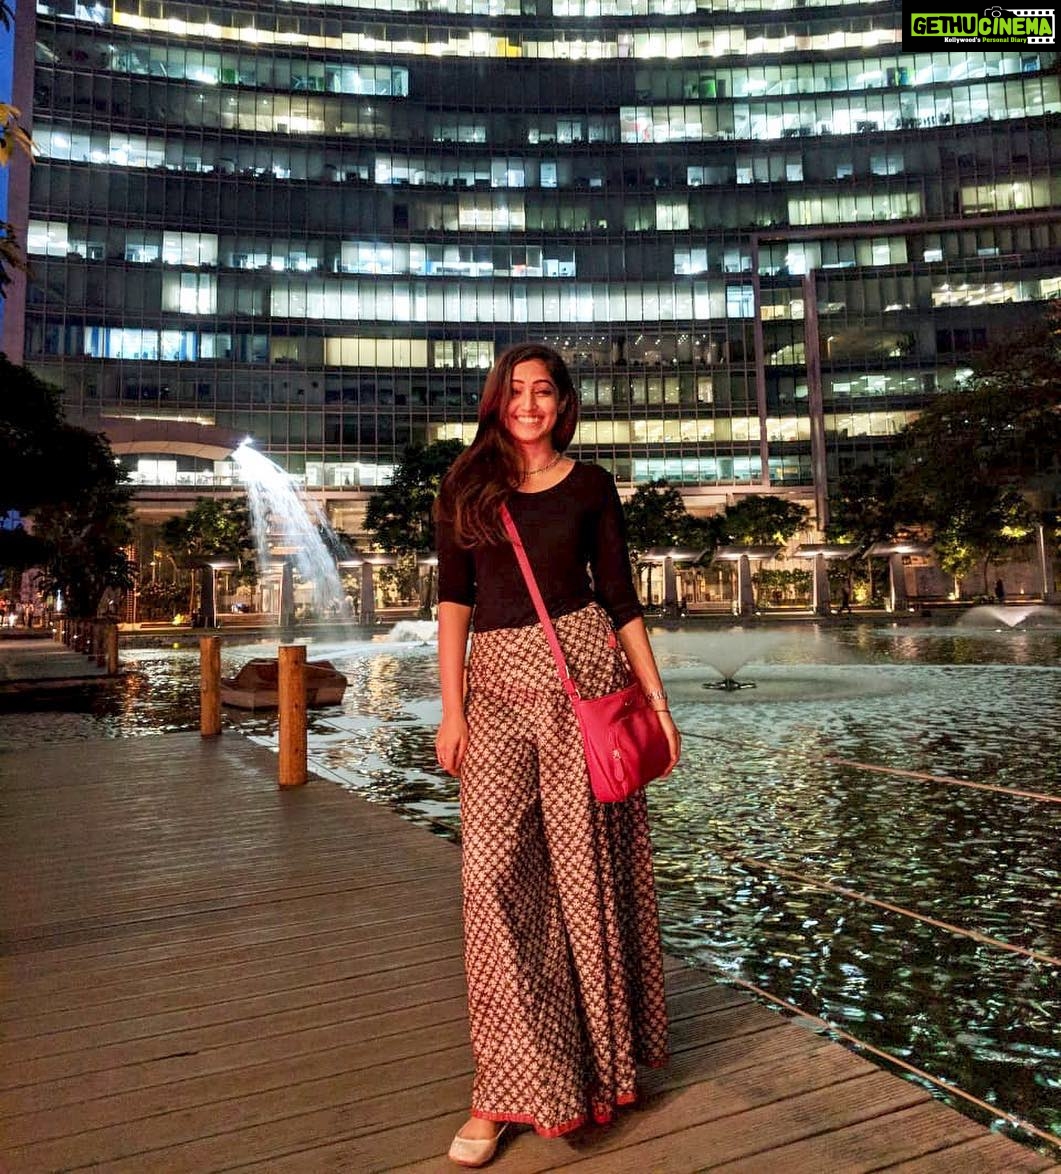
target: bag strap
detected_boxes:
[500,503,581,700]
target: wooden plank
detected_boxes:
[150,1013,827,1174]
[3,954,469,1061]
[2,730,1051,1174]
[3,1040,475,1172]
[3,899,459,988]
[5,972,472,1093]
[708,1100,988,1173]
[3,984,751,1122]
[4,937,466,1040]
[293,1034,869,1173]
[515,1070,930,1174]
[881,1134,1059,1173]
[2,993,470,1116]
[4,921,464,1018]
[3,1019,473,1152]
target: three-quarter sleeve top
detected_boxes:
[436,461,642,632]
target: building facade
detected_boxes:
[6,0,1061,529]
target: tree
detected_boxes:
[30,433,134,617]
[932,492,1036,597]
[825,464,903,603]
[364,440,463,613]
[623,481,717,554]
[364,440,464,554]
[622,481,716,610]
[0,356,66,514]
[825,465,901,552]
[895,305,1061,590]
[718,495,810,546]
[0,0,33,298]
[159,497,256,613]
[0,357,133,616]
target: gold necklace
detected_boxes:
[522,452,562,479]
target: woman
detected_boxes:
[435,342,681,1167]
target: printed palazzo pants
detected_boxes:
[459,602,669,1137]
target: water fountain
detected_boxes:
[232,441,346,620]
[648,627,903,705]
[694,629,794,691]
[385,620,439,644]
[956,604,1061,630]
[83,616,1061,1138]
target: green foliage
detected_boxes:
[900,306,1060,512]
[895,305,1061,584]
[0,221,27,299]
[623,481,717,555]
[0,356,67,514]
[825,465,901,551]
[751,567,811,597]
[933,491,1035,594]
[719,495,810,546]
[0,524,46,597]
[364,440,464,553]
[0,99,33,297]
[377,554,421,604]
[159,497,256,576]
[29,430,134,616]
[159,497,256,615]
[0,358,133,616]
[136,580,186,621]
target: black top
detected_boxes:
[436,461,643,632]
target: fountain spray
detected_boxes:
[232,441,345,617]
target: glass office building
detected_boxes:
[9,0,1061,523]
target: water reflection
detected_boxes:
[12,625,1059,1142]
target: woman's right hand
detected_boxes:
[436,713,469,777]
[656,709,682,777]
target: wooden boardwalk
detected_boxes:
[1,731,1056,1173]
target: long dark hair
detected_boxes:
[436,342,579,548]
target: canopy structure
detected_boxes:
[337,553,397,623]
[199,558,240,628]
[868,541,933,611]
[712,546,781,616]
[792,543,858,615]
[640,547,708,611]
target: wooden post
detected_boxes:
[200,635,222,738]
[105,622,120,676]
[278,643,307,787]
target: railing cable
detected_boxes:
[710,969,1061,1152]
[719,850,1061,967]
[682,730,1061,805]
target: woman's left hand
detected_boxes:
[655,709,681,777]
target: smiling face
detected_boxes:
[504,358,564,449]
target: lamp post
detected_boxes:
[867,541,933,612]
[356,553,398,624]
[712,546,781,617]
[640,548,706,615]
[337,556,364,621]
[417,552,439,617]
[792,543,858,615]
[204,559,239,627]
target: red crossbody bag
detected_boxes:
[500,504,671,803]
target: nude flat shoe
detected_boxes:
[447,1122,510,1168]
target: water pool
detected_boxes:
[9,621,1059,1149]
